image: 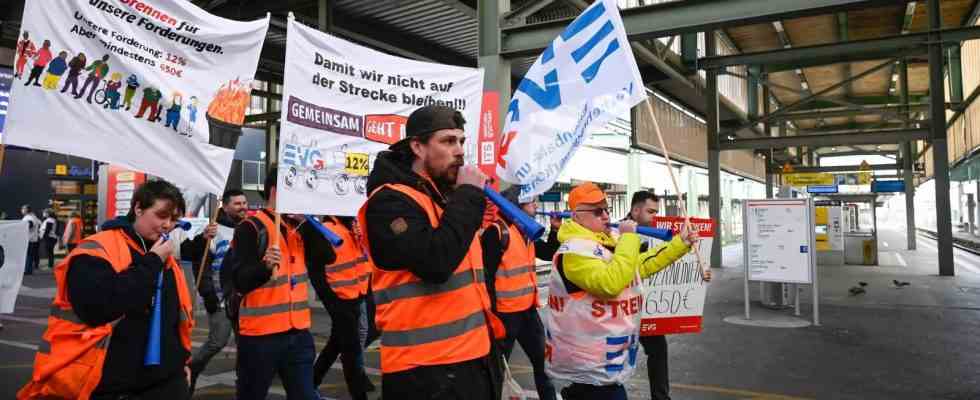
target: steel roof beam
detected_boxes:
[773,104,930,121]
[721,128,929,150]
[818,150,899,157]
[500,0,911,57]
[768,163,900,173]
[700,25,980,72]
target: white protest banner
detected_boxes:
[275,16,484,215]
[0,221,29,314]
[5,0,269,194]
[496,0,646,202]
[640,216,714,336]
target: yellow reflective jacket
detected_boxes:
[557,220,691,299]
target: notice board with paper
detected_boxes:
[743,199,815,284]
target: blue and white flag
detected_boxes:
[496,0,646,202]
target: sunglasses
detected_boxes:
[575,207,610,217]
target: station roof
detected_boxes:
[721,0,979,157]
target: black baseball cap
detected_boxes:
[390,105,466,150]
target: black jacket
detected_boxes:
[308,216,361,306]
[232,209,337,297]
[67,217,188,394]
[480,220,560,311]
[363,151,486,284]
[182,209,240,314]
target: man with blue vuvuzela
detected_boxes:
[18,180,196,400]
[480,186,561,400]
[358,104,506,399]
[545,182,698,400]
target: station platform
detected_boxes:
[1,228,977,399]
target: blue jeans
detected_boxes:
[237,329,317,400]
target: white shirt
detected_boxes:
[22,214,41,242]
[40,217,58,240]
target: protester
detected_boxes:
[309,215,371,400]
[623,190,710,400]
[183,188,248,395]
[545,182,698,400]
[17,180,195,399]
[39,209,59,271]
[62,212,84,252]
[480,186,561,400]
[232,166,336,400]
[20,205,41,275]
[358,105,504,399]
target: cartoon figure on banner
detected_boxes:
[62,52,87,97]
[79,54,110,103]
[280,136,372,196]
[24,40,52,87]
[136,85,162,121]
[104,72,123,110]
[42,51,69,90]
[15,31,36,80]
[188,96,199,123]
[123,73,140,111]
[165,92,183,131]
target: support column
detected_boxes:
[479,0,512,125]
[976,179,980,235]
[766,161,774,198]
[686,167,698,217]
[264,83,278,175]
[318,0,332,32]
[948,45,964,103]
[764,83,774,199]
[706,31,722,268]
[901,59,916,250]
[929,0,955,276]
[904,142,917,249]
[747,66,760,120]
[681,33,698,69]
[627,150,642,199]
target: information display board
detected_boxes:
[743,199,815,284]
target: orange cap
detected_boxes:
[568,182,606,211]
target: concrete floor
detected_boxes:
[1,227,979,399]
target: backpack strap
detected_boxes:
[238,216,269,258]
[492,220,510,251]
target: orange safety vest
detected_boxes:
[17,229,193,400]
[491,221,539,313]
[238,211,311,336]
[68,217,83,244]
[322,217,370,300]
[358,183,505,374]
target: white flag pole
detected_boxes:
[642,97,707,270]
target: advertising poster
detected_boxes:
[105,164,146,218]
